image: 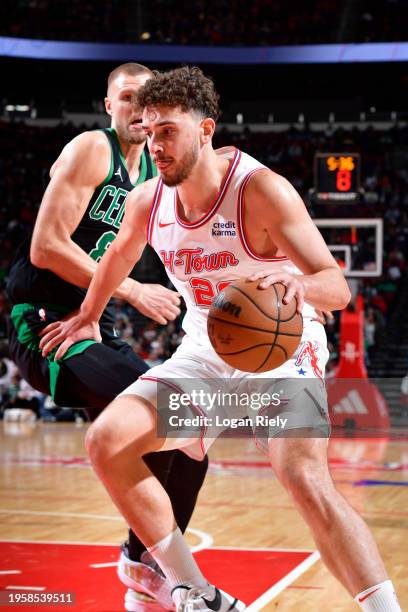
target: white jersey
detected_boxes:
[147,146,324,346]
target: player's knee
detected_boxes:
[85,396,158,466]
[84,417,115,467]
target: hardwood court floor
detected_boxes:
[0,421,407,610]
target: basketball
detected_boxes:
[207,280,303,373]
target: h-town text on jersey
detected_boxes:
[159,248,239,275]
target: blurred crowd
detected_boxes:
[2,0,406,45]
[146,0,338,46]
[0,119,407,416]
[2,0,128,42]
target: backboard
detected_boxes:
[314,218,383,278]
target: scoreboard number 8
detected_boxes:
[313,152,361,202]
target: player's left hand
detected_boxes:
[39,310,102,359]
[248,271,305,313]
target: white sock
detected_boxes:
[355,580,401,611]
[147,527,207,590]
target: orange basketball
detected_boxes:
[207,280,303,373]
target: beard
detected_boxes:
[160,141,200,187]
[116,123,146,145]
[126,131,147,145]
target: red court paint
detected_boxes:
[0,542,316,611]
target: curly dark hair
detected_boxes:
[137,66,220,121]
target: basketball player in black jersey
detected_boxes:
[6,63,208,611]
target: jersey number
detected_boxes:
[190,278,231,307]
[89,231,116,262]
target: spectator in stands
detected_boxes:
[2,371,44,418]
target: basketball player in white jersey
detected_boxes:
[39,67,401,612]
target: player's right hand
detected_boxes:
[128,283,181,325]
[38,311,101,360]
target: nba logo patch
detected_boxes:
[38,308,46,322]
[295,340,323,379]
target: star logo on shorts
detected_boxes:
[297,368,307,376]
[295,341,323,379]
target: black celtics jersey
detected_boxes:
[7,128,157,340]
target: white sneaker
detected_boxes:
[124,588,165,611]
[172,584,245,612]
[118,545,174,610]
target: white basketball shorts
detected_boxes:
[118,321,330,460]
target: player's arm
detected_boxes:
[76,184,154,320]
[246,170,351,312]
[39,184,172,358]
[30,131,123,289]
[30,132,179,320]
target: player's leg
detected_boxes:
[165,452,209,534]
[55,342,148,412]
[85,395,185,548]
[85,392,244,611]
[105,342,211,538]
[84,337,244,611]
[59,344,209,526]
[126,451,208,556]
[268,433,401,610]
[119,450,208,611]
[102,341,210,539]
[249,342,400,612]
[7,328,210,608]
[58,343,210,608]
[121,450,178,611]
[126,450,176,557]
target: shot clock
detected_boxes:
[313,153,361,202]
